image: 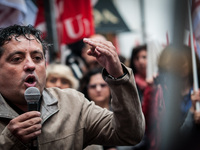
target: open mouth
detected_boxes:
[25,75,36,86]
[26,77,35,83]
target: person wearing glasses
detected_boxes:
[79,67,111,110]
[79,67,116,150]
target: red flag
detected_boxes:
[35,0,94,46]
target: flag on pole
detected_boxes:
[35,0,95,48]
[189,0,200,110]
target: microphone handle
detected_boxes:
[27,102,39,150]
[28,102,38,111]
[31,138,38,150]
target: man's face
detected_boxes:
[0,35,46,106]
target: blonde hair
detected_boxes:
[46,64,79,89]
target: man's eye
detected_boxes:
[11,57,22,63]
[33,56,43,61]
[35,56,42,60]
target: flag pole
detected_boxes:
[187,0,200,111]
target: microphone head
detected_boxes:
[24,87,41,103]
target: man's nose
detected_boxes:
[24,58,36,71]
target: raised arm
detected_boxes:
[83,38,145,146]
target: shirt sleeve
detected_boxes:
[83,64,145,147]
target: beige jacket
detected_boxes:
[0,66,145,150]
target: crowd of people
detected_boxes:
[0,25,144,150]
[53,34,200,150]
[0,23,200,150]
[37,26,200,150]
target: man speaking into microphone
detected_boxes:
[0,25,144,150]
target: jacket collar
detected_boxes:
[0,94,19,119]
[0,88,59,124]
[41,89,59,124]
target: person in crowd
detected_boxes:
[81,34,107,74]
[0,24,145,150]
[79,67,116,150]
[156,44,200,123]
[129,44,147,101]
[46,63,79,90]
[79,67,111,109]
[142,44,200,150]
[180,90,200,150]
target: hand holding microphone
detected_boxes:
[7,87,42,148]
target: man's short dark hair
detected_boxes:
[0,24,49,58]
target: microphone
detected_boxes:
[24,87,41,111]
[24,87,41,150]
